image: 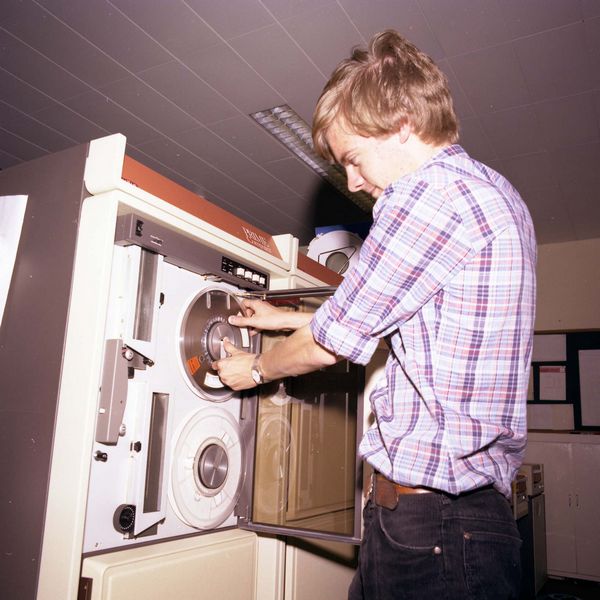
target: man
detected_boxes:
[214,30,536,600]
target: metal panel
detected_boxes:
[0,142,89,599]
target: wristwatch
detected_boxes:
[250,354,265,385]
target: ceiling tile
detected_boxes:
[271,192,319,225]
[0,128,48,162]
[564,179,600,240]
[514,22,599,102]
[229,25,325,122]
[0,68,55,113]
[0,147,20,169]
[448,44,530,114]
[479,106,546,158]
[498,0,583,38]
[198,179,277,232]
[0,102,75,151]
[280,4,359,76]
[0,2,598,247]
[172,126,253,169]
[63,90,160,145]
[278,76,326,126]
[133,135,288,233]
[172,127,297,200]
[437,59,475,121]
[183,0,275,39]
[3,0,129,87]
[339,0,445,60]
[535,92,599,151]
[134,135,220,184]
[98,76,200,135]
[0,0,25,25]
[582,0,600,18]
[530,216,575,244]
[246,200,315,241]
[0,29,90,101]
[126,143,206,192]
[181,41,285,115]
[138,61,238,125]
[263,156,326,199]
[523,185,575,244]
[585,16,600,68]
[261,0,337,21]
[31,104,108,143]
[207,116,290,163]
[550,140,600,186]
[131,136,275,230]
[108,0,220,58]
[458,117,497,163]
[501,152,559,194]
[36,0,172,72]
[418,0,510,56]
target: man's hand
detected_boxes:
[212,338,256,390]
[229,298,312,334]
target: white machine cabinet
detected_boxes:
[0,135,365,600]
[525,432,600,581]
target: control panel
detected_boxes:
[221,257,268,289]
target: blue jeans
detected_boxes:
[348,486,521,600]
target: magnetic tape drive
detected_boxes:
[83,212,363,554]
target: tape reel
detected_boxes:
[306,230,363,276]
[253,411,293,518]
[179,287,250,402]
[169,407,243,530]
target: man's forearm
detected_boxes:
[259,324,338,381]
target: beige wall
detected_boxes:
[528,238,600,430]
[535,238,600,331]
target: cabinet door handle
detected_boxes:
[568,493,572,508]
[575,494,579,508]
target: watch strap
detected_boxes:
[251,354,265,385]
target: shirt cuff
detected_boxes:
[311,303,378,366]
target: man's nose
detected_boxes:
[346,166,364,192]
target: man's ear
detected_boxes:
[396,120,412,144]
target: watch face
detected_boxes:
[251,369,262,384]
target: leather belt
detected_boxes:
[372,472,432,509]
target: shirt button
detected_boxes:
[433,546,442,555]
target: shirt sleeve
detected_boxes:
[311,179,474,364]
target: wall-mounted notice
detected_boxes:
[532,334,566,362]
[0,195,27,328]
[578,349,600,427]
[539,365,566,401]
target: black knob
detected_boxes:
[113,504,136,533]
[94,451,108,462]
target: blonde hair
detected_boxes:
[313,30,459,161]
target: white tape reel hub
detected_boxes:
[169,407,243,529]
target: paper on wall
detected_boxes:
[0,195,28,328]
[539,365,566,401]
[578,349,600,427]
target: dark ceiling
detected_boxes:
[1,0,599,246]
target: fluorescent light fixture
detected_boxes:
[250,104,374,212]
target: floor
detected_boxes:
[536,577,600,600]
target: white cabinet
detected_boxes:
[284,541,356,600]
[525,433,600,581]
[80,530,276,600]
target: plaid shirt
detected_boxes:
[311,145,536,497]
